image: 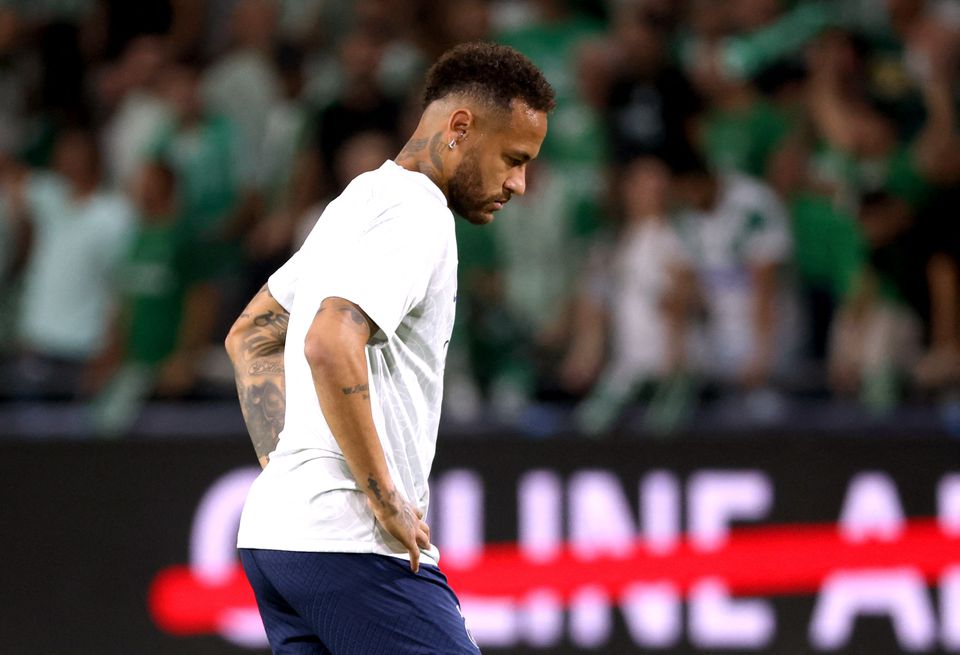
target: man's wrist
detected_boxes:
[365,474,399,513]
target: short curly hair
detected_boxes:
[422,42,556,113]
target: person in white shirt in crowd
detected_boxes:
[1,128,134,399]
[572,156,699,434]
[224,42,553,655]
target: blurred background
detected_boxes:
[1,0,960,653]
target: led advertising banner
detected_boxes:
[1,435,959,654]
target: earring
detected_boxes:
[448,131,467,150]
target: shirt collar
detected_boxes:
[383,159,448,206]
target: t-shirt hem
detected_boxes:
[236,537,439,566]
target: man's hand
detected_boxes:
[366,478,431,573]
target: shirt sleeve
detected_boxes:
[298,207,440,342]
[267,250,301,312]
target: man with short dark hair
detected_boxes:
[225,42,553,654]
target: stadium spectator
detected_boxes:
[601,0,700,169]
[683,21,798,183]
[90,161,218,433]
[0,0,957,432]
[497,0,605,168]
[802,29,960,406]
[857,0,960,139]
[827,190,927,411]
[202,0,281,175]
[496,0,608,259]
[310,29,403,191]
[665,152,795,393]
[151,57,257,312]
[100,36,173,187]
[572,156,697,434]
[1,129,134,399]
[489,159,601,402]
[242,43,313,282]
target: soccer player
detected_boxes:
[225,42,553,654]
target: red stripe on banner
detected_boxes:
[148,519,960,636]
[148,565,256,635]
[443,519,959,598]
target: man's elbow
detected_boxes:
[304,327,356,376]
[303,330,335,374]
[225,320,247,363]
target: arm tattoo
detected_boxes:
[368,476,384,503]
[232,285,288,466]
[368,476,419,539]
[316,298,371,334]
[236,378,285,463]
[249,360,283,376]
[341,383,369,399]
[242,310,289,357]
[367,476,397,514]
[340,306,366,326]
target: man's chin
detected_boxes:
[463,210,495,225]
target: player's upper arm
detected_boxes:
[303,296,380,371]
[297,206,442,344]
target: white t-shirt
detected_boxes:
[238,160,458,566]
[17,173,134,359]
[671,173,793,377]
[604,218,688,383]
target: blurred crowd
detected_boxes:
[0,0,959,436]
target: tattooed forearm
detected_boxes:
[228,285,290,467]
[236,376,285,466]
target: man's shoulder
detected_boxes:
[339,163,452,226]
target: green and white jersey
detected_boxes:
[151,115,241,231]
[672,173,793,377]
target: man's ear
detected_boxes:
[447,108,474,147]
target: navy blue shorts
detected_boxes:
[239,549,481,655]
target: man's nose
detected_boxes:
[505,169,526,196]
